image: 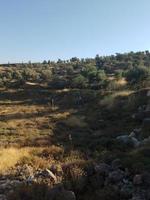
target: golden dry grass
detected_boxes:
[0,145,64,174]
[116,78,127,86]
[0,148,30,173]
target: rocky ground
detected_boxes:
[0,158,150,200]
[0,88,150,200]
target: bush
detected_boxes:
[125,66,150,84]
[115,70,123,80]
[72,75,88,88]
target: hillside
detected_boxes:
[0,51,150,200]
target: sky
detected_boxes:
[0,0,150,63]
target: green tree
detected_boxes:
[125,66,150,84]
[72,75,88,88]
[97,70,106,82]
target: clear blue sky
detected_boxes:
[0,0,150,63]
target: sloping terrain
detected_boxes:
[0,85,149,200]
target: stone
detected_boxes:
[56,190,76,200]
[116,135,130,143]
[116,135,140,147]
[145,104,150,111]
[108,169,125,183]
[142,172,150,187]
[133,174,143,185]
[18,164,34,179]
[129,132,136,138]
[147,90,150,97]
[131,192,146,200]
[0,194,6,200]
[142,137,150,145]
[143,118,150,126]
[120,182,133,199]
[94,163,111,176]
[130,137,140,147]
[133,112,145,121]
[48,184,76,200]
[111,159,122,170]
[89,174,104,189]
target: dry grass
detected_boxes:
[100,90,134,108]
[116,78,127,86]
[0,148,30,173]
[0,145,65,174]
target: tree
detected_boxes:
[70,57,79,62]
[41,70,52,81]
[95,54,104,68]
[72,75,88,88]
[115,70,123,80]
[43,60,47,64]
[97,70,106,82]
[125,66,150,84]
[82,65,97,76]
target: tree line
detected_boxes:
[0,51,150,89]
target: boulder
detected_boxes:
[129,132,136,138]
[89,174,104,189]
[130,137,140,147]
[116,135,130,144]
[55,190,76,200]
[111,159,122,170]
[145,104,150,111]
[94,163,111,176]
[116,135,140,147]
[132,112,145,121]
[131,195,146,200]
[0,194,6,200]
[143,118,150,127]
[147,90,150,97]
[120,181,133,199]
[48,185,76,200]
[133,174,143,185]
[142,172,150,187]
[141,137,150,145]
[108,169,125,183]
[49,184,76,200]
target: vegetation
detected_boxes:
[0,51,150,200]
